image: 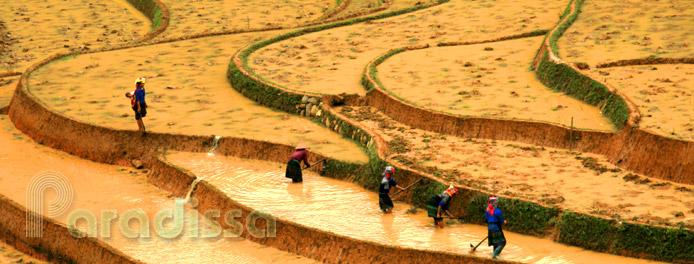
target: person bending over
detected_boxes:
[426,185,458,228]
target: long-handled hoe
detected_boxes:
[470,236,488,251]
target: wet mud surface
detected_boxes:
[168,151,665,264]
[0,0,150,72]
[249,0,566,95]
[589,64,694,139]
[155,0,330,40]
[28,32,367,163]
[0,116,315,264]
[378,36,612,130]
[338,106,694,228]
[557,0,694,65]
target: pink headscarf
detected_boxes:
[487,196,498,216]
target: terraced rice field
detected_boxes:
[377,36,612,130]
[557,0,694,65]
[0,0,692,262]
[249,0,566,95]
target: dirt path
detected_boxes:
[557,0,694,65]
[0,115,317,264]
[155,0,331,40]
[338,106,694,228]
[0,0,150,73]
[167,151,666,264]
[28,32,368,163]
[588,64,694,139]
[249,0,566,95]
[378,36,612,131]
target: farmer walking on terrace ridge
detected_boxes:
[486,196,507,259]
[378,166,406,214]
[286,143,310,183]
[129,77,147,134]
[427,185,458,228]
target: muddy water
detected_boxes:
[0,0,150,72]
[0,116,315,263]
[249,0,566,95]
[167,152,664,264]
[378,36,612,131]
[28,31,368,163]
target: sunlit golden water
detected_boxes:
[168,152,663,264]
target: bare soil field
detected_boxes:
[0,116,316,264]
[378,36,612,130]
[29,32,368,163]
[249,0,566,95]
[155,0,331,40]
[339,106,694,228]
[589,64,694,139]
[557,0,694,65]
[0,0,150,73]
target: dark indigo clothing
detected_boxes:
[427,193,452,209]
[378,176,397,194]
[427,193,452,221]
[379,193,394,210]
[486,208,506,247]
[285,159,303,182]
[289,150,309,167]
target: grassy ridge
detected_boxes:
[535,0,629,129]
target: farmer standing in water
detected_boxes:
[378,166,406,214]
[486,196,507,259]
[285,143,310,183]
[132,77,147,133]
[426,185,458,228]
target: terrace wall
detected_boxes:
[0,194,141,264]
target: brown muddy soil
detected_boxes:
[0,0,150,72]
[0,116,316,264]
[378,36,612,131]
[167,151,666,264]
[155,0,331,40]
[0,239,48,264]
[589,64,694,139]
[28,32,368,163]
[558,0,694,65]
[339,106,694,228]
[249,0,566,95]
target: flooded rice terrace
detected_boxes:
[0,116,314,264]
[168,152,663,264]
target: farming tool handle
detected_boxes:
[393,179,423,195]
[471,236,488,251]
[303,158,327,170]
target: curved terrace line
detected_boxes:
[231,0,450,98]
[4,0,693,262]
[595,57,694,68]
[533,0,641,128]
[312,0,354,21]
